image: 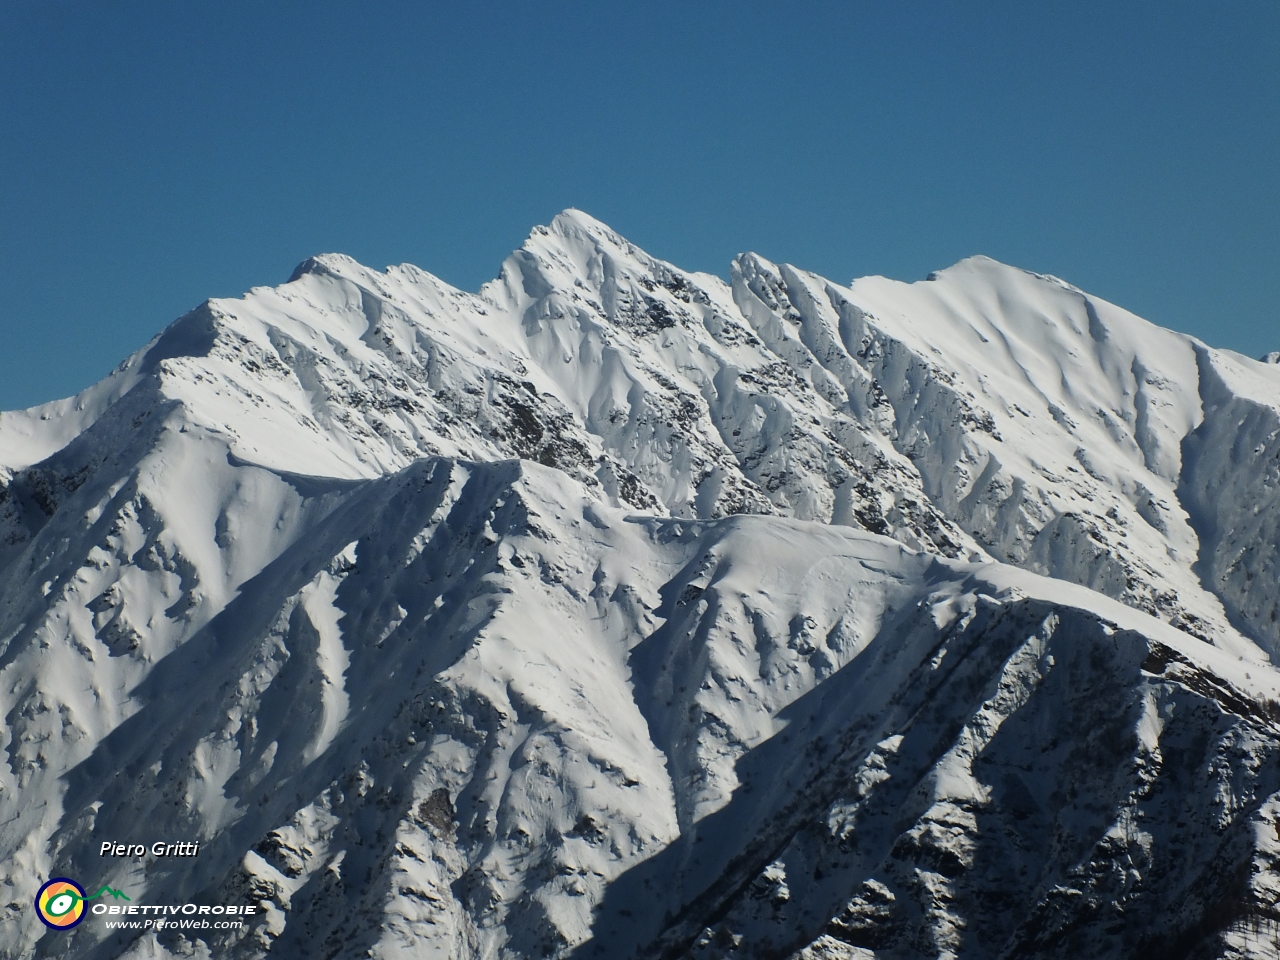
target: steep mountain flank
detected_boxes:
[3,212,1280,959]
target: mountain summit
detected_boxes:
[3,213,1280,959]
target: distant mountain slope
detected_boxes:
[2,213,1280,959]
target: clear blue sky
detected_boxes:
[2,1,1277,410]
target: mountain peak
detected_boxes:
[548,207,617,236]
[5,213,1280,959]
[286,252,365,283]
[531,208,642,264]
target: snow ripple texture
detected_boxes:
[3,211,1280,959]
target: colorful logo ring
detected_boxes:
[36,877,88,929]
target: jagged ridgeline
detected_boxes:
[3,211,1280,959]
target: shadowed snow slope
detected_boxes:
[3,212,1280,959]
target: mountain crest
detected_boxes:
[4,214,1280,959]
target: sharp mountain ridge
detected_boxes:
[3,211,1280,959]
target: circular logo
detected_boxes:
[35,878,87,929]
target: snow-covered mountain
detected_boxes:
[3,211,1280,959]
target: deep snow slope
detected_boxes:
[7,211,1278,655]
[4,457,1280,960]
[2,212,1280,959]
[731,253,1280,658]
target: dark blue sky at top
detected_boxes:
[1,1,1277,410]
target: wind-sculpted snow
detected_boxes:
[727,253,1265,658]
[7,210,1276,656]
[4,456,1280,959]
[2,211,1280,959]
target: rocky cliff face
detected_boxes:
[3,212,1280,959]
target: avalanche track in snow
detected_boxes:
[3,211,1280,959]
